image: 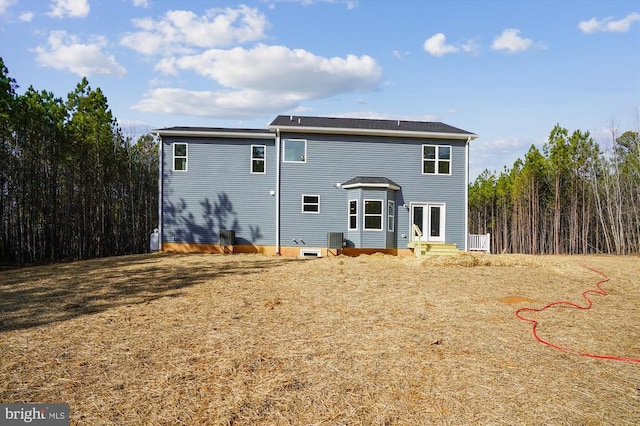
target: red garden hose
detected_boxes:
[515,265,640,363]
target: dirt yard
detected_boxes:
[1,253,638,425]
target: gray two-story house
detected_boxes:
[154,115,477,257]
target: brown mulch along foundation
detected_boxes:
[0,252,638,425]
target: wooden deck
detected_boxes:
[407,241,460,256]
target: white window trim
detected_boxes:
[173,142,188,172]
[251,144,266,174]
[411,202,446,243]
[422,144,452,175]
[363,199,383,231]
[348,199,358,230]
[388,200,395,232]
[302,194,320,214]
[283,139,307,163]
[428,203,446,242]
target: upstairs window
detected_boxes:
[364,200,383,230]
[302,195,319,213]
[173,143,187,171]
[251,145,266,173]
[422,145,451,175]
[348,200,358,230]
[284,139,306,163]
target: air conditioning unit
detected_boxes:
[327,232,344,249]
[219,229,236,246]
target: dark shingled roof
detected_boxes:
[342,176,401,189]
[152,116,476,140]
[153,127,271,134]
[269,115,474,135]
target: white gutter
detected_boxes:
[464,136,471,251]
[275,128,281,255]
[157,133,163,251]
[267,125,478,141]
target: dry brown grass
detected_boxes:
[1,252,638,425]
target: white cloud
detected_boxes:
[138,44,381,118]
[34,31,126,77]
[461,38,480,55]
[132,87,302,118]
[120,6,269,56]
[47,0,89,18]
[423,33,459,57]
[392,49,410,60]
[132,0,149,7]
[469,137,537,180]
[266,0,358,9]
[156,44,382,98]
[19,11,33,22]
[491,29,536,53]
[0,0,16,15]
[345,1,358,10]
[578,12,640,33]
[423,33,479,57]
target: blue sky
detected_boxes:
[1,0,638,180]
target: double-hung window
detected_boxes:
[173,143,187,171]
[284,139,307,163]
[302,195,319,213]
[364,200,383,230]
[422,145,451,175]
[251,145,266,173]
[348,200,358,230]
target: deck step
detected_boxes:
[408,242,460,256]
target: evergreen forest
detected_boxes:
[469,124,639,254]
[1,56,638,266]
[0,58,158,266]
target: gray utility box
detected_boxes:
[327,232,344,249]
[219,229,236,246]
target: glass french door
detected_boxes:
[412,203,445,242]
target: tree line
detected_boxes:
[0,58,158,266]
[469,123,639,255]
[2,53,637,264]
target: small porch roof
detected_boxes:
[341,176,401,191]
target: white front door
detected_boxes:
[412,203,445,243]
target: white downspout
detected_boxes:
[464,136,471,252]
[275,128,281,255]
[157,133,163,251]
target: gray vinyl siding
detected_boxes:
[161,136,276,246]
[279,133,467,249]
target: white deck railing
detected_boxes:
[468,233,491,253]
[412,224,423,258]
